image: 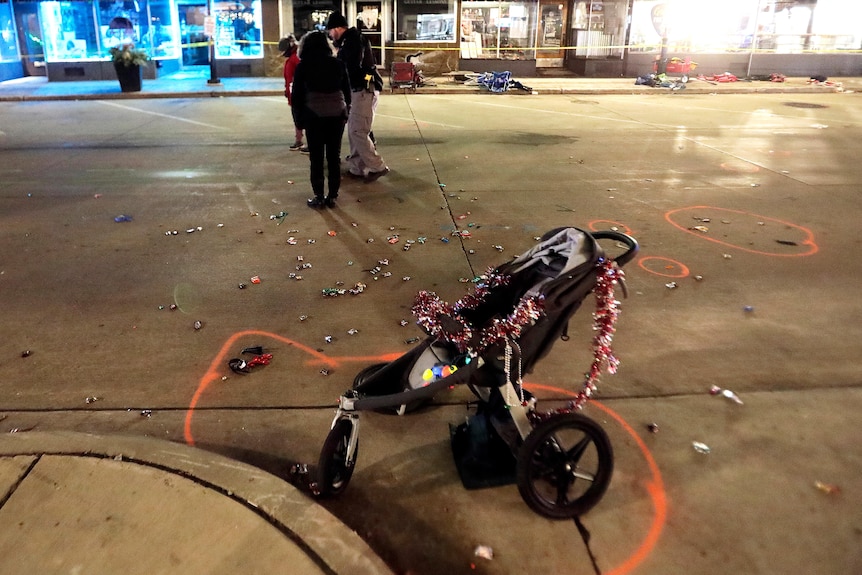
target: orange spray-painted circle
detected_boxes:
[665,206,818,257]
[525,384,666,575]
[638,256,690,278]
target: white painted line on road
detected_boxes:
[377,113,465,129]
[96,101,228,129]
[260,96,465,128]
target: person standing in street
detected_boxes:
[279,34,306,152]
[291,31,351,208]
[325,12,389,183]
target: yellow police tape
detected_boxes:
[16,38,862,62]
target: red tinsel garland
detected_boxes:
[413,259,625,411]
[411,269,544,354]
[569,258,625,409]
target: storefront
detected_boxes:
[0,0,267,81]
[623,0,862,78]
[460,0,862,77]
[1,0,861,83]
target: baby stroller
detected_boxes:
[464,71,533,93]
[316,227,638,518]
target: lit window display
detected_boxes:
[571,0,628,58]
[0,0,18,63]
[148,0,180,58]
[629,0,862,54]
[41,1,101,60]
[291,4,339,38]
[395,0,456,42]
[213,0,262,58]
[40,0,178,62]
[461,1,536,59]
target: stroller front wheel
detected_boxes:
[316,418,357,497]
[516,412,613,519]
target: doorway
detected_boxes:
[536,0,566,68]
[14,2,46,76]
[353,1,383,67]
[178,1,210,66]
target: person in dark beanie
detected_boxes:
[278,34,305,151]
[326,12,389,183]
[291,31,351,208]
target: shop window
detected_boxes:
[628,0,862,55]
[213,0,262,58]
[395,0,455,42]
[571,0,626,58]
[0,0,18,63]
[461,1,536,59]
[148,0,179,58]
[290,3,339,38]
[98,1,149,54]
[41,1,100,60]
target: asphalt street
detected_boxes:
[1,88,860,574]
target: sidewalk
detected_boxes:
[0,72,854,101]
[0,431,392,575]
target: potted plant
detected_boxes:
[110,44,149,92]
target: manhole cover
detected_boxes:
[784,102,828,109]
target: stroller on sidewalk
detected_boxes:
[316,226,638,518]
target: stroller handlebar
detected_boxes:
[590,230,639,268]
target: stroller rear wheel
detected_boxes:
[516,412,613,519]
[316,418,357,497]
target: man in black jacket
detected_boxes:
[326,12,389,183]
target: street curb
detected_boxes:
[0,431,393,575]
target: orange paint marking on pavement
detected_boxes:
[525,383,666,575]
[637,256,690,278]
[304,352,402,367]
[185,330,404,446]
[665,206,818,257]
[188,339,666,574]
[184,330,337,446]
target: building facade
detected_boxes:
[1,0,860,83]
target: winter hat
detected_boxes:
[325,13,349,30]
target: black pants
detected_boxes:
[306,116,345,199]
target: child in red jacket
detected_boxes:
[279,35,305,151]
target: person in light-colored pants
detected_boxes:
[345,89,385,177]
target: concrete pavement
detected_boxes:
[1,74,860,575]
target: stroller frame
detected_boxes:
[316,227,638,518]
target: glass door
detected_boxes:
[14,2,46,75]
[352,1,383,67]
[537,0,565,67]
[178,1,209,65]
